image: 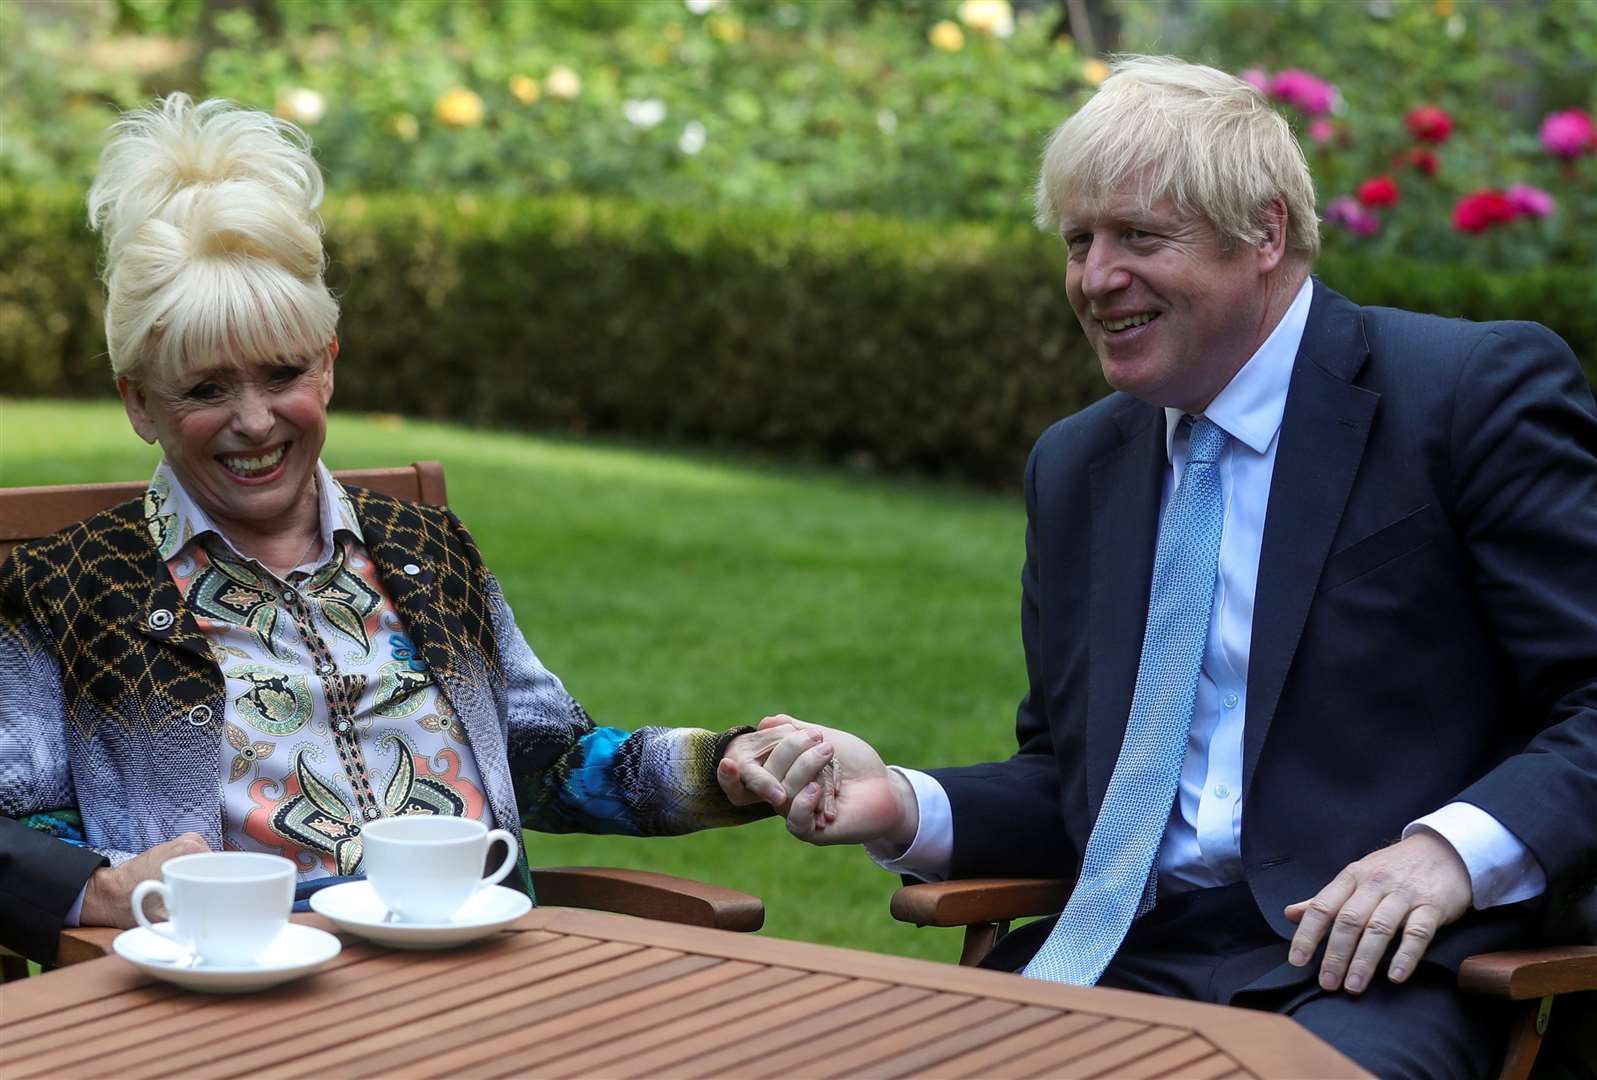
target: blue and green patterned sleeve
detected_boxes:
[484,575,766,837]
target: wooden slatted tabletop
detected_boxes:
[0,907,1366,1078]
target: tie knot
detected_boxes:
[1186,416,1228,465]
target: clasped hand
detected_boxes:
[719,715,916,850]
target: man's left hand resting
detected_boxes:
[1285,830,1472,994]
[80,832,211,928]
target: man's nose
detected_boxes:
[1079,242,1130,300]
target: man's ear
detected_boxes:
[1257,197,1289,274]
[116,375,160,445]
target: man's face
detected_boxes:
[1060,182,1276,414]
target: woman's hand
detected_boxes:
[79,832,211,928]
[719,721,837,822]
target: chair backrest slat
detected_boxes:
[0,461,448,562]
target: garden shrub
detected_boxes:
[3,186,1593,486]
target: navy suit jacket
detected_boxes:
[933,280,1597,969]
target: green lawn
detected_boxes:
[1,397,1030,962]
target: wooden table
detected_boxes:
[0,908,1365,1078]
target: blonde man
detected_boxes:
[729,56,1597,1077]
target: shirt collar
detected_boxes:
[1163,275,1315,461]
[145,460,364,565]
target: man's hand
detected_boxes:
[734,714,917,849]
[1285,831,1472,994]
[79,833,210,928]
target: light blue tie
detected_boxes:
[1024,415,1229,986]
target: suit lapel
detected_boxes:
[1243,282,1379,796]
[1086,400,1166,812]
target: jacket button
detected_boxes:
[148,609,174,631]
[403,563,422,576]
[186,705,213,727]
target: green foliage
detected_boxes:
[3,0,1088,224]
[4,186,1594,487]
[0,397,1026,961]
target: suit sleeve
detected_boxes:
[932,444,1077,880]
[1445,324,1597,896]
[0,816,105,965]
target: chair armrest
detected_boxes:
[56,926,120,966]
[1458,946,1597,1000]
[530,866,764,933]
[890,878,1070,928]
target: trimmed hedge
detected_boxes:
[4,187,1594,486]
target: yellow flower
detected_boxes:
[508,74,540,105]
[956,0,1014,38]
[386,113,419,141]
[928,20,964,52]
[706,13,744,42]
[1082,57,1110,86]
[434,87,484,128]
[1434,0,1455,15]
[545,66,582,100]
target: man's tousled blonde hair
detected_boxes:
[1035,55,1320,263]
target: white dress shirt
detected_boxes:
[873,277,1546,910]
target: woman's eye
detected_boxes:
[186,382,224,402]
[268,365,305,385]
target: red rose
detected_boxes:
[1452,190,1517,233]
[1400,147,1439,176]
[1406,105,1453,144]
[1356,175,1399,207]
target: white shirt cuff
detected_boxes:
[65,883,87,928]
[1405,802,1547,909]
[864,767,953,882]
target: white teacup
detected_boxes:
[131,852,295,966]
[360,816,517,923]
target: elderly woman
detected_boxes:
[0,95,827,963]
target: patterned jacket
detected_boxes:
[0,486,759,876]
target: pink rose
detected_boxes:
[1505,183,1555,219]
[1240,68,1269,93]
[1326,196,1380,236]
[1267,70,1337,116]
[1540,109,1596,160]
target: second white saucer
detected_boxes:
[308,880,532,949]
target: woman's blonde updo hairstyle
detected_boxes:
[87,93,340,379]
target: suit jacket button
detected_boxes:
[148,609,174,631]
[187,705,213,727]
[403,563,422,576]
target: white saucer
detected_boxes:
[113,922,341,994]
[308,880,532,949]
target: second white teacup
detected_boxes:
[131,851,295,966]
[360,815,517,923]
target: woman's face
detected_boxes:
[118,343,336,541]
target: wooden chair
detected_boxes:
[0,462,764,978]
[890,877,1597,1080]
